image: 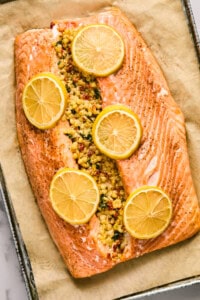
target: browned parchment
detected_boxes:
[0,0,200,299]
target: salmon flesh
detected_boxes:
[14,7,200,278]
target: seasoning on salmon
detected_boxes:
[54,28,127,260]
[15,7,200,278]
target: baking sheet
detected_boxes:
[0,0,200,299]
[0,164,38,300]
[182,0,200,58]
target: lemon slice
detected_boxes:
[22,72,67,130]
[92,105,142,159]
[124,186,173,239]
[71,24,125,77]
[50,168,99,225]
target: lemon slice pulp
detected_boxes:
[22,72,67,130]
[123,186,173,239]
[50,168,99,225]
[92,105,142,159]
[71,24,125,77]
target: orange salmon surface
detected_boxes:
[15,7,200,278]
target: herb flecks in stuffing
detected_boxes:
[53,28,127,260]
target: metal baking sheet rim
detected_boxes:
[0,0,200,299]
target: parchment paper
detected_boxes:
[0,0,200,299]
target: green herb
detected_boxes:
[86,115,95,122]
[79,133,92,141]
[71,109,76,114]
[86,133,92,141]
[66,85,71,93]
[112,230,123,241]
[99,194,107,209]
[56,40,62,46]
[96,163,101,170]
[94,87,101,99]
[65,133,73,139]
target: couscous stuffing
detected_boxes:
[54,28,127,260]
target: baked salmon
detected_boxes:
[15,7,200,278]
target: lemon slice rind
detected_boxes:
[22,72,67,130]
[50,168,100,225]
[92,105,142,160]
[123,186,173,240]
[71,24,125,77]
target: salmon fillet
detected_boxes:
[15,7,200,278]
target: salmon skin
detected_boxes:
[15,7,200,278]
